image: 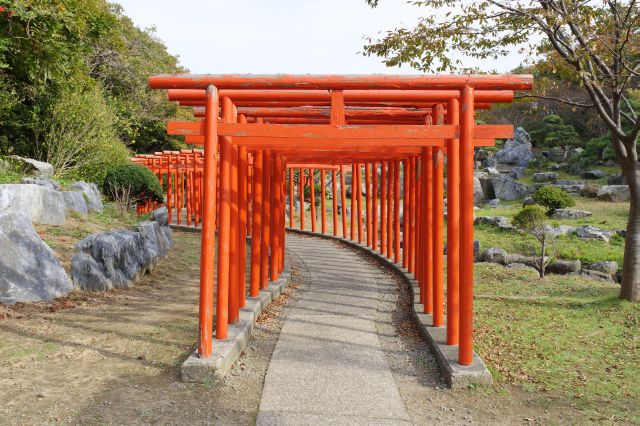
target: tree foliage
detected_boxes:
[0,0,184,182]
[532,185,576,214]
[513,205,555,278]
[530,114,581,148]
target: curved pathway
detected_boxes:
[257,234,411,425]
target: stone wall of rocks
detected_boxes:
[71,207,172,291]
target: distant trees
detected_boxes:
[0,0,184,183]
[531,114,581,149]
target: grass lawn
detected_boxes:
[473,263,639,423]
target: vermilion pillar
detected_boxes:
[340,165,348,238]
[260,152,272,288]
[310,168,317,233]
[402,159,409,268]
[321,169,327,234]
[409,157,416,273]
[380,161,387,255]
[372,162,378,251]
[365,164,372,247]
[332,169,338,236]
[238,133,249,309]
[198,85,218,357]
[299,168,305,231]
[393,160,401,264]
[289,168,294,228]
[249,151,263,298]
[350,164,357,241]
[356,163,363,243]
[271,154,281,281]
[386,161,393,259]
[424,147,434,314]
[459,86,475,366]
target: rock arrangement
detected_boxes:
[0,212,74,304]
[478,246,618,283]
[71,207,173,291]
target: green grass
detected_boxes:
[0,169,23,184]
[473,263,639,423]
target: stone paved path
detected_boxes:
[257,235,411,425]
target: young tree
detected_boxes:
[512,206,556,278]
[364,0,640,301]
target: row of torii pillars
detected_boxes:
[146,74,533,367]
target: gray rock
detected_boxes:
[533,172,558,182]
[151,207,169,227]
[0,184,66,225]
[574,225,613,243]
[474,215,512,230]
[504,253,539,267]
[554,179,585,186]
[566,147,583,161]
[69,181,103,213]
[506,263,539,275]
[617,229,626,238]
[552,180,585,195]
[480,247,507,264]
[580,184,601,198]
[581,169,606,179]
[546,259,581,275]
[473,177,484,204]
[0,212,73,304]
[481,156,497,169]
[480,176,530,201]
[21,178,60,191]
[570,269,615,283]
[607,174,626,185]
[71,221,172,292]
[506,167,526,180]
[596,185,630,202]
[549,163,568,171]
[496,127,533,166]
[550,209,592,219]
[62,191,89,217]
[7,156,54,178]
[547,147,567,163]
[544,225,576,238]
[523,196,536,206]
[487,199,500,208]
[485,167,501,177]
[589,261,618,276]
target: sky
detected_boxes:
[113,0,526,75]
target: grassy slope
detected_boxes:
[473,264,639,423]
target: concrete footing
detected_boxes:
[286,227,492,389]
[181,264,291,384]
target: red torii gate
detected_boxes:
[146,74,533,368]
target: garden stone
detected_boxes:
[550,209,592,219]
[547,147,567,163]
[473,177,484,204]
[544,225,576,238]
[545,259,581,275]
[617,229,626,238]
[484,167,501,177]
[487,199,500,208]
[21,178,60,191]
[0,184,66,225]
[505,253,538,267]
[589,261,618,276]
[496,127,532,166]
[137,220,173,261]
[581,169,606,179]
[0,212,74,305]
[7,155,54,178]
[481,156,497,169]
[533,172,557,182]
[151,206,169,227]
[506,166,526,179]
[574,225,613,243]
[566,147,583,161]
[480,247,507,264]
[474,215,512,230]
[62,191,89,218]
[580,184,601,198]
[480,176,530,201]
[607,174,626,185]
[596,185,630,202]
[570,269,614,283]
[506,263,539,275]
[552,179,585,195]
[523,196,535,206]
[568,161,585,176]
[69,181,104,213]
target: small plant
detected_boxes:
[103,163,163,215]
[512,206,556,278]
[532,185,575,214]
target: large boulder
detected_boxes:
[546,259,581,275]
[69,181,104,213]
[0,184,66,225]
[574,225,613,243]
[553,179,585,195]
[21,178,60,191]
[71,221,172,291]
[496,127,533,166]
[474,216,513,230]
[607,174,626,185]
[547,147,566,163]
[7,156,54,178]
[480,176,530,201]
[544,225,576,238]
[506,263,539,275]
[581,169,606,179]
[533,172,557,182]
[480,247,507,264]
[550,209,592,220]
[151,206,169,227]
[62,191,89,218]
[570,269,615,283]
[506,167,526,180]
[589,261,618,277]
[596,185,630,202]
[473,177,485,204]
[0,212,74,304]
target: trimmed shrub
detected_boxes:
[513,205,547,231]
[103,163,163,205]
[532,185,575,214]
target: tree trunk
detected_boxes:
[540,237,546,279]
[620,162,640,301]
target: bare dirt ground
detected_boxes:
[0,230,304,425]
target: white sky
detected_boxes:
[113,0,525,74]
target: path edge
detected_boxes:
[286,227,492,389]
[177,227,292,384]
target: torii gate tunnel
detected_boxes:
[146,74,533,367]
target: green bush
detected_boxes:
[513,205,547,231]
[532,185,575,214]
[103,163,163,204]
[530,114,581,148]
